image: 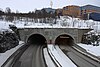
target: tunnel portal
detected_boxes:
[27,34,47,45]
[55,34,74,46]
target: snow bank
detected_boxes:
[78,43,100,56]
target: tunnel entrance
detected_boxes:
[55,34,74,46]
[27,34,47,45]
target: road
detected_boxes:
[13,44,46,67]
[60,45,100,67]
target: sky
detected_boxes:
[0,0,99,13]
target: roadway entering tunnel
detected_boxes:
[27,34,47,45]
[55,34,74,46]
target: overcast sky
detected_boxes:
[0,0,99,13]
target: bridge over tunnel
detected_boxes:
[27,34,47,45]
[55,34,74,46]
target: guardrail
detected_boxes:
[72,45,100,63]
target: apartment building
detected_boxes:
[62,5,80,17]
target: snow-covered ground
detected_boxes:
[0,16,100,32]
[0,41,24,66]
[0,21,15,29]
[1,16,97,30]
[78,43,100,56]
[0,21,13,33]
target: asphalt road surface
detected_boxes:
[60,45,100,67]
[13,44,46,67]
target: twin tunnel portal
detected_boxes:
[27,34,74,46]
[18,28,91,46]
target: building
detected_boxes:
[61,5,100,19]
[81,5,100,13]
[62,5,80,17]
[80,5,100,19]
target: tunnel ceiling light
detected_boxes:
[60,36,69,38]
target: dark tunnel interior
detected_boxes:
[27,34,47,45]
[55,34,74,46]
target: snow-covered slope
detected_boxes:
[13,16,100,32]
[0,21,14,32]
[1,16,100,33]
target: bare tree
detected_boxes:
[5,7,11,13]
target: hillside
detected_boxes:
[81,5,100,12]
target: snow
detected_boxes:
[43,48,56,67]
[0,16,100,32]
[48,45,77,67]
[77,43,100,56]
[0,41,24,66]
[0,21,14,33]
[0,21,9,30]
[8,16,99,33]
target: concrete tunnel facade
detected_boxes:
[18,28,92,44]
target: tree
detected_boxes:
[0,8,4,15]
[5,7,11,13]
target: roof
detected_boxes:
[81,5,100,11]
[89,12,100,21]
[42,8,55,13]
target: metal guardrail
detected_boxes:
[72,45,100,63]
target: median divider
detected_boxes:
[47,44,77,67]
[43,48,56,67]
[47,48,62,67]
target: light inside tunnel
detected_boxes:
[27,34,47,45]
[55,34,74,46]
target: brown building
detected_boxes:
[62,5,80,17]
